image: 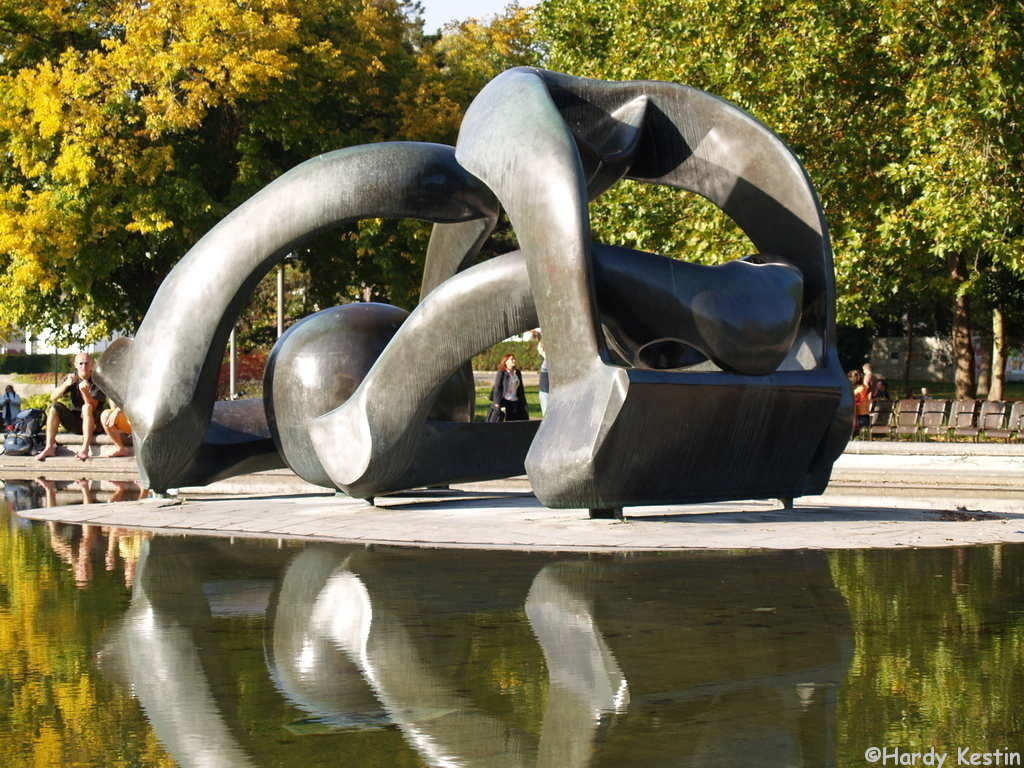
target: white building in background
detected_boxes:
[0,327,123,356]
[870,335,1024,383]
[0,331,28,354]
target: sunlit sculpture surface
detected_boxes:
[95,67,852,514]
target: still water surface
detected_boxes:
[2,478,1024,767]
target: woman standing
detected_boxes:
[490,353,529,421]
[1,384,21,426]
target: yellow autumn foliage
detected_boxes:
[0,504,177,767]
[0,0,432,343]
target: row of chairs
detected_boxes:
[859,398,1024,442]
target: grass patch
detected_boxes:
[882,380,1024,400]
[474,385,543,421]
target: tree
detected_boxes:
[226,5,541,353]
[1,1,544,347]
[0,0,424,345]
[400,5,541,145]
[873,1,1024,398]
[973,264,1024,400]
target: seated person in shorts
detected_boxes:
[36,352,107,461]
[100,400,132,458]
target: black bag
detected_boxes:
[486,403,505,423]
[3,408,46,456]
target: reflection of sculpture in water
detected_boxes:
[525,564,629,766]
[97,68,851,517]
[99,540,261,768]
[269,549,627,767]
[99,541,852,767]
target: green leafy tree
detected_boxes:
[400,5,542,145]
[872,2,1023,397]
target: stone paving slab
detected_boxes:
[19,483,1024,551]
[7,442,1024,496]
[845,439,1024,456]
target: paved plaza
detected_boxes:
[8,441,1024,551]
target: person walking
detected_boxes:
[850,369,870,434]
[490,353,529,421]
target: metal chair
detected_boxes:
[949,399,981,441]
[917,399,950,440]
[892,399,923,440]
[865,399,894,440]
[955,400,1005,441]
[981,400,1021,442]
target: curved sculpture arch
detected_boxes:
[97,142,497,491]
[101,68,851,513]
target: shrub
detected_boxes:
[11,373,56,385]
[472,341,542,371]
[208,340,542,402]
[0,354,75,374]
[217,352,269,399]
[21,394,51,410]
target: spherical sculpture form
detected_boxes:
[265,303,408,488]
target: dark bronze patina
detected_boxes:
[96,69,851,514]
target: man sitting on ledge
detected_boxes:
[36,352,107,462]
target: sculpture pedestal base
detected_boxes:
[590,507,623,520]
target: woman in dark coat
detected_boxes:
[489,353,529,421]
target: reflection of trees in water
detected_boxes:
[2,478,150,589]
[14,515,1024,768]
[0,503,177,768]
[831,546,1024,762]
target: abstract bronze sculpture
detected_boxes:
[96,68,852,515]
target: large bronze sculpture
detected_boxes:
[95,68,852,516]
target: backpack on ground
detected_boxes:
[3,408,46,456]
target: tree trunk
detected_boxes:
[976,329,991,397]
[901,309,913,397]
[990,307,1007,401]
[950,253,976,400]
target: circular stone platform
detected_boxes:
[18,481,1024,551]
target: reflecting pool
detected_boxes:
[2,479,1024,767]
